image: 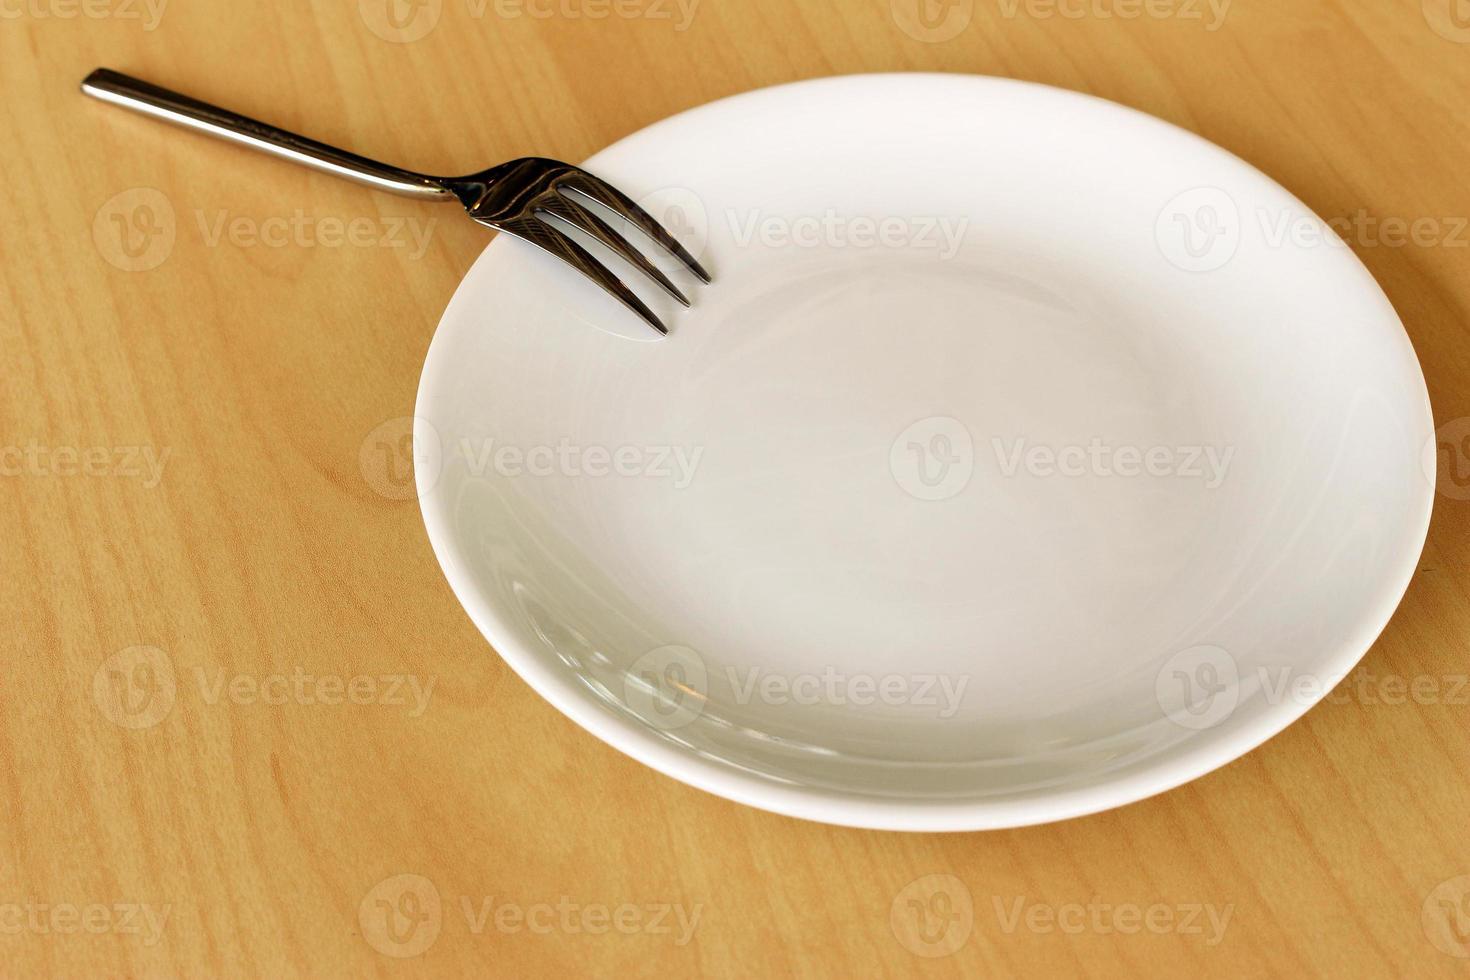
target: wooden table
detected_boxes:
[3,0,1468,975]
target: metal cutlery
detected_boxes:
[80,68,709,335]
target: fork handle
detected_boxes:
[81,69,454,201]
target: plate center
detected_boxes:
[613,250,1229,725]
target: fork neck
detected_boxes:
[441,161,523,213]
[441,159,578,219]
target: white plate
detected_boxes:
[414,74,1433,831]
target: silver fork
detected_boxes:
[81,68,709,336]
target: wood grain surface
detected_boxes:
[2,0,1469,975]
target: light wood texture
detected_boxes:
[2,0,1468,975]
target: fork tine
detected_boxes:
[561,172,712,284]
[496,219,668,335]
[538,197,690,307]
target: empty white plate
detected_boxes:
[414,74,1433,831]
